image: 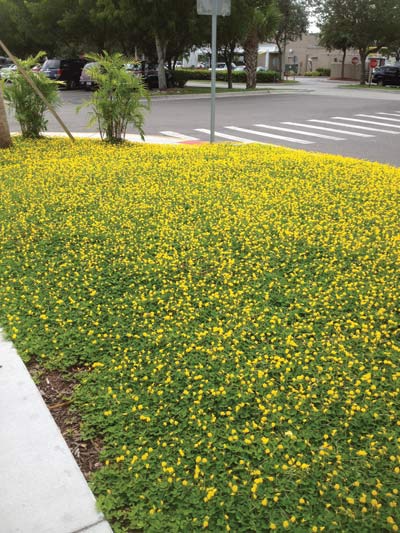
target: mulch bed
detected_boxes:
[28,362,103,480]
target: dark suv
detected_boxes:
[372,65,400,86]
[40,58,86,89]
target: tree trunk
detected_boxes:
[359,48,367,85]
[281,40,287,80]
[341,48,346,80]
[223,44,235,89]
[155,33,168,90]
[244,28,258,89]
[276,42,282,79]
[0,85,12,149]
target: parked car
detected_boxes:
[0,56,13,68]
[129,62,174,89]
[234,66,266,72]
[0,64,17,82]
[80,62,99,90]
[372,65,400,86]
[209,62,237,71]
[40,58,86,89]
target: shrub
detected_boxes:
[175,69,280,84]
[79,52,150,142]
[305,69,331,77]
[171,69,192,88]
[316,67,331,76]
[257,70,280,82]
[178,69,210,81]
[3,52,59,139]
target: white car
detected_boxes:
[209,62,237,71]
[0,64,17,82]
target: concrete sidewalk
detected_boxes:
[37,131,208,144]
[42,131,183,144]
[0,332,113,533]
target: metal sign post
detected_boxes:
[210,1,217,143]
[197,0,231,143]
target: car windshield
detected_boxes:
[125,63,141,71]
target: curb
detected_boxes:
[11,131,211,145]
[0,332,113,533]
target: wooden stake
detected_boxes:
[0,40,74,142]
[0,82,12,148]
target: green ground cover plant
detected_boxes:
[0,139,399,532]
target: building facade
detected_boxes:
[184,34,387,79]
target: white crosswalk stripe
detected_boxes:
[283,122,373,137]
[332,117,400,129]
[226,126,314,144]
[254,124,345,140]
[195,129,257,143]
[160,109,400,148]
[309,119,400,135]
[356,114,400,122]
[376,112,400,117]
[160,131,200,140]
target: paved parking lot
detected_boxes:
[6,78,400,166]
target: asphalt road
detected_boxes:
[6,78,400,166]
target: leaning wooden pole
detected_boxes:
[0,83,12,148]
[0,40,74,142]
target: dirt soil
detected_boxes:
[28,362,103,480]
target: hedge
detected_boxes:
[172,68,280,87]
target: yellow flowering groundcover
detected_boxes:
[0,139,399,532]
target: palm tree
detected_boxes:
[0,84,12,148]
[243,1,280,89]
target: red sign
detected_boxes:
[370,58,378,68]
[351,57,359,65]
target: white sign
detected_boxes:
[197,0,231,16]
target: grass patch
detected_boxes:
[186,79,298,86]
[0,139,400,532]
[338,84,400,90]
[150,86,271,96]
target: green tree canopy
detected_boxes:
[316,0,400,84]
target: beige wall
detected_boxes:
[284,33,359,75]
[330,63,362,80]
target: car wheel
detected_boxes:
[67,80,79,90]
[377,79,385,86]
